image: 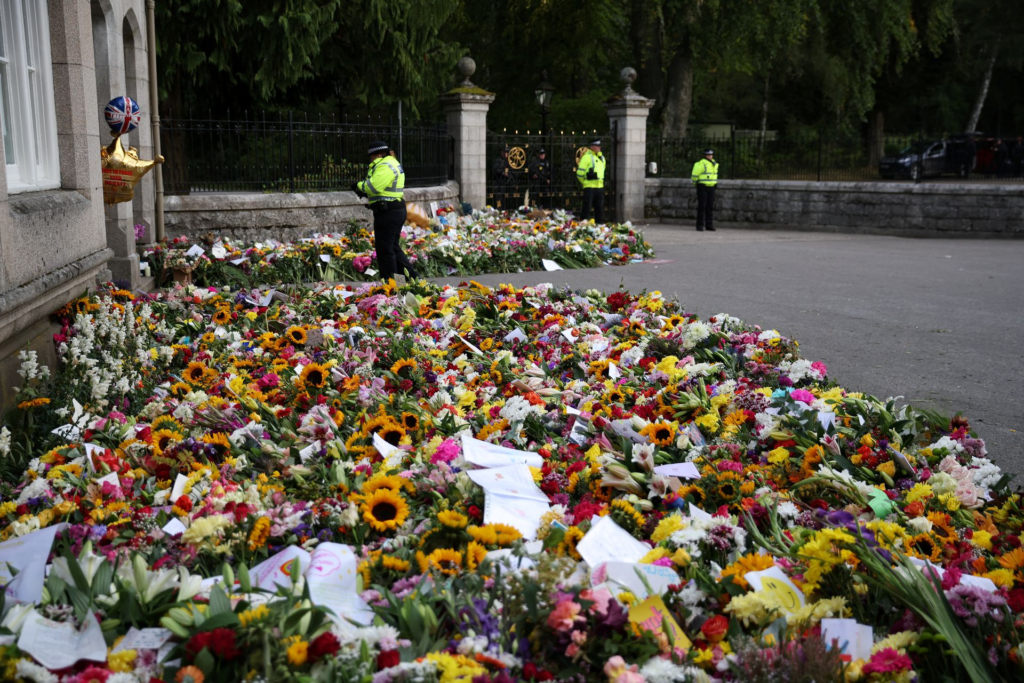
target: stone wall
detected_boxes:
[164,182,461,242]
[646,178,1024,236]
[0,1,114,406]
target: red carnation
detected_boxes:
[309,632,341,663]
[174,496,193,513]
[207,627,241,660]
[376,648,400,669]
[1008,588,1024,614]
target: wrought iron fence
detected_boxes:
[485,126,618,217]
[647,130,1024,183]
[160,111,452,195]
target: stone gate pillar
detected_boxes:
[604,68,654,223]
[439,58,495,211]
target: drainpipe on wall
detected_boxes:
[146,0,164,241]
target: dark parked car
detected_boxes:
[879,138,975,180]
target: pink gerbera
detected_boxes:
[862,648,914,675]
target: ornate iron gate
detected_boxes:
[486,124,617,219]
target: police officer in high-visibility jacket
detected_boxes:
[575,139,606,222]
[691,148,719,232]
[351,141,418,281]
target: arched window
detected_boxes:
[0,0,59,193]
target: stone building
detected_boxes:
[0,0,156,404]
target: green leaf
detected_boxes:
[194,647,216,675]
[208,584,232,616]
[198,611,241,631]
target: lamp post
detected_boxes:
[535,71,555,133]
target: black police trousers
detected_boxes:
[372,202,417,281]
[696,184,716,230]
[581,187,604,223]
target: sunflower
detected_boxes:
[361,489,409,532]
[437,510,469,529]
[604,387,627,404]
[640,421,677,447]
[466,541,488,571]
[555,526,585,560]
[664,314,686,329]
[719,553,777,589]
[299,363,329,389]
[152,415,184,432]
[381,555,412,574]
[401,412,420,431]
[212,308,232,325]
[201,332,216,344]
[362,473,414,495]
[379,423,407,447]
[417,548,463,576]
[926,511,957,541]
[285,326,307,345]
[183,361,207,385]
[715,473,742,501]
[390,358,417,377]
[362,415,395,437]
[152,429,184,455]
[200,432,231,454]
[468,523,522,548]
[907,533,942,561]
[611,499,646,532]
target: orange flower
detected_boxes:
[176,666,205,683]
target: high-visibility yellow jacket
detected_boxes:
[691,158,719,186]
[576,149,606,189]
[358,155,405,203]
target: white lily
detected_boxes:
[177,566,204,602]
[118,555,180,604]
[51,546,105,587]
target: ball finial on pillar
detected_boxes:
[620,67,638,94]
[457,57,477,87]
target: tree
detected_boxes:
[958,0,1024,133]
[157,0,344,107]
[156,0,462,115]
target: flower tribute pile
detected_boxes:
[0,278,1021,683]
[142,211,651,286]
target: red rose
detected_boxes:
[376,649,400,669]
[205,627,241,660]
[309,632,341,663]
[700,615,729,644]
[1008,588,1024,614]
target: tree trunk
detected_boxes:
[867,109,885,166]
[630,0,663,106]
[965,42,999,134]
[658,48,694,137]
[758,72,770,156]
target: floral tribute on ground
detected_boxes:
[0,278,1021,683]
[142,210,651,286]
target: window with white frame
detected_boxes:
[0,0,59,193]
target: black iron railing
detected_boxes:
[160,111,451,195]
[647,130,1024,183]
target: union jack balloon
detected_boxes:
[104,95,141,136]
